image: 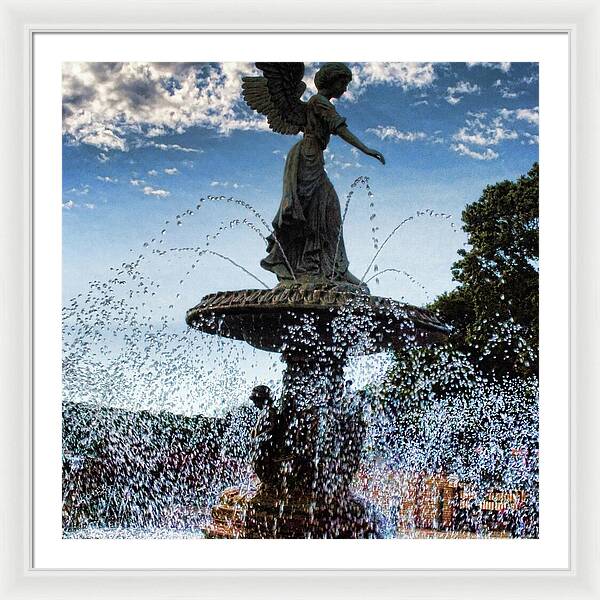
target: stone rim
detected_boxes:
[186,287,450,353]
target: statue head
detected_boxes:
[314,63,352,98]
[250,385,273,410]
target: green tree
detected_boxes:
[432,163,539,378]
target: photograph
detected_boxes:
[60,60,540,540]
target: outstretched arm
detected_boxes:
[337,125,385,165]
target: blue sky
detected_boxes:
[62,61,539,312]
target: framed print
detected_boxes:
[1,0,599,599]
[38,31,566,569]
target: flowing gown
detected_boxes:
[260,94,363,288]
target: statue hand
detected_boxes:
[367,148,385,165]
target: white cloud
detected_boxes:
[303,62,437,100]
[515,107,539,124]
[498,106,539,125]
[493,73,533,99]
[67,184,90,195]
[355,62,435,87]
[209,180,243,188]
[335,161,353,169]
[62,199,96,210]
[453,121,518,147]
[144,142,202,153]
[130,178,144,186]
[63,62,439,149]
[97,175,118,183]
[147,169,158,176]
[97,152,110,162]
[164,167,179,175]
[451,143,499,161]
[80,127,127,151]
[521,74,539,85]
[522,132,539,145]
[143,185,170,197]
[146,127,167,137]
[366,126,428,142]
[467,62,511,72]
[445,80,480,104]
[348,62,436,96]
[453,129,489,145]
[450,111,519,160]
[452,81,480,94]
[62,62,269,150]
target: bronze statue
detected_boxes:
[249,385,282,489]
[242,63,385,290]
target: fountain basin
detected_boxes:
[186,284,450,354]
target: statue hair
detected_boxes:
[314,63,352,92]
[250,385,273,409]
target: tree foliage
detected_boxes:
[431,162,539,378]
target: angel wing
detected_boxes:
[242,62,307,135]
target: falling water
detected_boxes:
[331,175,372,279]
[360,208,459,285]
[62,184,539,540]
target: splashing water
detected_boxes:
[331,175,372,279]
[365,268,433,303]
[62,184,538,540]
[360,208,459,285]
[205,194,297,281]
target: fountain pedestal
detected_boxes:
[187,283,448,539]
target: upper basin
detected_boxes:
[186,284,450,355]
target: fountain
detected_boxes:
[184,62,450,538]
[61,63,539,542]
[186,284,448,538]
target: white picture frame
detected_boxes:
[1,0,598,598]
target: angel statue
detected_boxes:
[242,62,385,292]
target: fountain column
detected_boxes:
[240,340,382,539]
